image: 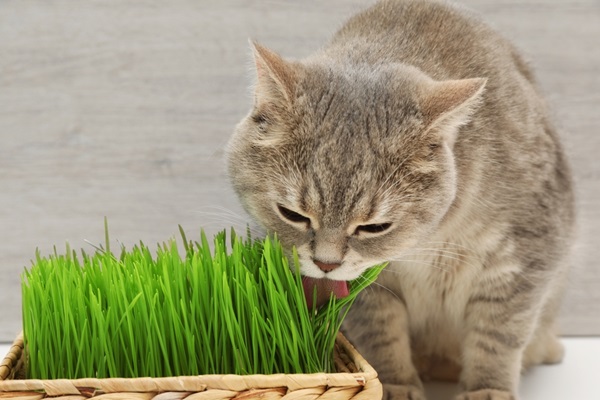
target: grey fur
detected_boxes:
[227,1,575,399]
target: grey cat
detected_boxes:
[226,0,575,399]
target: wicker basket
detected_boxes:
[0,332,382,400]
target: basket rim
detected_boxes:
[0,332,380,396]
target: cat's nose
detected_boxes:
[314,260,341,273]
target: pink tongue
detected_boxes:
[302,276,349,309]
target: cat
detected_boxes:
[226,0,575,399]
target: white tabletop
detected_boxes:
[423,338,600,399]
[1,338,598,399]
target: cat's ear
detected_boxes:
[250,41,298,107]
[420,78,487,141]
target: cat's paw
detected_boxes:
[384,383,426,400]
[455,389,516,400]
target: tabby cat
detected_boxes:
[227,1,575,399]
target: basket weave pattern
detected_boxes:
[0,333,382,400]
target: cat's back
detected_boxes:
[324,0,556,173]
[327,0,532,86]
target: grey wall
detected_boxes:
[1,0,598,341]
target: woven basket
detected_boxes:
[0,332,382,400]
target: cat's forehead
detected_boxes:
[295,65,423,140]
[300,67,391,108]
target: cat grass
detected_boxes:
[21,224,385,379]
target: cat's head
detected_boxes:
[227,43,486,281]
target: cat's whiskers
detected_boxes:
[386,250,483,275]
[191,208,264,237]
[370,281,404,304]
[382,259,453,273]
[348,273,398,303]
[420,240,479,253]
[399,252,482,272]
[192,211,249,225]
[403,247,485,267]
[194,205,249,220]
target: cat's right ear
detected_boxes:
[250,40,298,108]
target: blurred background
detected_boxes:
[1,0,598,342]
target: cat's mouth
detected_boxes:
[301,276,349,309]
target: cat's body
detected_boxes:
[227,1,575,399]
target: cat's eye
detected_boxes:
[354,223,393,236]
[277,204,311,226]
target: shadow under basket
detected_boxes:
[0,332,382,400]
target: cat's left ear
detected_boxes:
[250,41,299,107]
[420,78,487,143]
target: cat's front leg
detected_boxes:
[458,324,524,400]
[457,272,544,400]
[342,286,425,400]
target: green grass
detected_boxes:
[21,224,385,379]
